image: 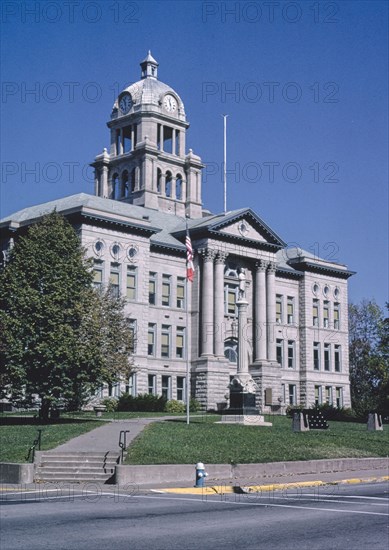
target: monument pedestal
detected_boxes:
[219,375,272,426]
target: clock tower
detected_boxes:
[92,52,203,218]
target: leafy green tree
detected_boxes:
[349,299,389,417]
[0,211,133,419]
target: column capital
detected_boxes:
[215,251,228,264]
[199,248,216,262]
[267,261,277,273]
[255,259,268,272]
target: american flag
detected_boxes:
[186,229,194,282]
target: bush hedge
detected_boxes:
[117,393,167,412]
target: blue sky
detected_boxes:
[1,0,388,307]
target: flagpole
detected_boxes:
[185,217,190,425]
[185,271,190,425]
[223,114,228,214]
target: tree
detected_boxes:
[0,211,133,419]
[349,299,389,417]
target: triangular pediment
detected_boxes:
[203,209,286,248]
[218,219,267,242]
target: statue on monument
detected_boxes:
[238,267,246,300]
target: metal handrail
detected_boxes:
[119,430,130,463]
[26,429,42,462]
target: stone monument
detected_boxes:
[221,268,272,426]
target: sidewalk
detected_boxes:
[51,416,389,491]
[53,417,159,453]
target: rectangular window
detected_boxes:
[128,319,137,354]
[334,345,341,372]
[162,274,171,306]
[287,297,294,324]
[288,384,296,406]
[149,272,156,305]
[148,374,156,395]
[324,343,330,371]
[315,385,322,406]
[176,277,185,309]
[176,327,185,359]
[313,342,320,370]
[281,383,286,404]
[93,260,103,290]
[123,125,132,154]
[323,301,329,328]
[177,376,186,402]
[225,284,237,316]
[336,387,343,408]
[288,340,295,369]
[325,386,333,405]
[276,295,283,324]
[109,263,120,297]
[313,299,319,327]
[126,373,136,397]
[148,323,156,356]
[157,124,161,150]
[276,339,283,367]
[163,126,173,154]
[162,375,171,400]
[334,303,340,330]
[126,266,137,300]
[161,325,171,358]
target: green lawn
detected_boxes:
[0,419,105,463]
[125,415,389,465]
[0,411,206,463]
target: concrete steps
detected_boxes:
[34,451,120,483]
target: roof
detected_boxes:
[0,193,354,278]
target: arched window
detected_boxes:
[176,174,183,200]
[111,173,119,199]
[130,168,136,193]
[121,170,129,198]
[224,338,238,363]
[165,171,172,197]
[224,261,239,316]
[157,168,162,193]
[224,261,239,278]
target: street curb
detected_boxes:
[155,476,389,494]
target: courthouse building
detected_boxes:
[0,53,354,412]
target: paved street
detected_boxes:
[1,482,388,549]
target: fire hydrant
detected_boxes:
[195,462,208,487]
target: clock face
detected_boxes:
[119,94,132,114]
[163,94,177,112]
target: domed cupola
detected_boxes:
[111,51,186,122]
[92,53,203,219]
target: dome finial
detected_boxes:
[140,51,159,80]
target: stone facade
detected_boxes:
[0,53,354,412]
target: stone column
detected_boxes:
[118,129,123,155]
[131,126,135,152]
[200,249,215,356]
[159,124,164,152]
[266,262,277,362]
[255,260,267,362]
[101,165,109,198]
[237,299,249,376]
[214,252,228,357]
[171,176,176,200]
[172,128,176,155]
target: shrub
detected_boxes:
[102,398,118,412]
[285,404,305,418]
[189,398,202,412]
[165,400,185,413]
[117,393,167,412]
